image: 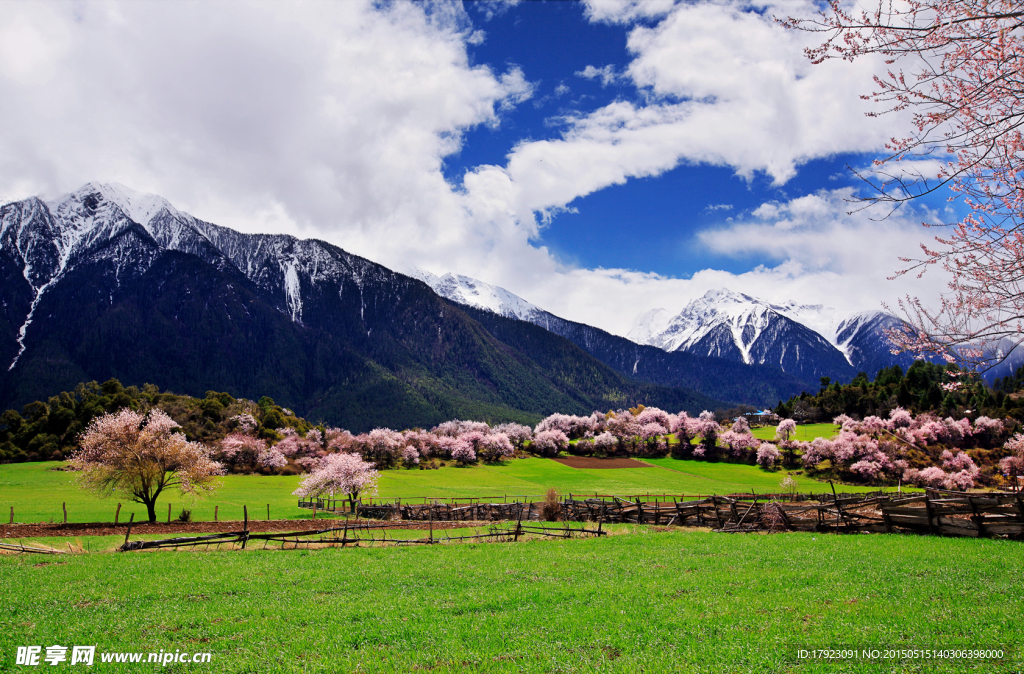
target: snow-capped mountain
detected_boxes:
[0,182,728,427]
[420,273,912,384]
[621,289,853,382]
[412,270,812,401]
[626,289,923,380]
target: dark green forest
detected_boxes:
[774,360,1024,423]
[0,379,314,464]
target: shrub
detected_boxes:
[541,488,560,522]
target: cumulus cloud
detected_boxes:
[0,1,531,270]
[483,190,951,337]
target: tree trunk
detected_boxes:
[145,499,158,523]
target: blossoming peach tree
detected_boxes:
[70,408,224,523]
[292,452,379,513]
[788,1,1024,373]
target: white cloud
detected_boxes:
[459,190,950,338]
[583,0,677,23]
[576,64,621,86]
[0,1,531,265]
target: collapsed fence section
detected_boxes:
[119,517,607,552]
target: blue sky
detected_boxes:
[0,0,955,335]
[450,1,875,278]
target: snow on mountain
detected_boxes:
[0,183,403,364]
[624,288,925,380]
[407,269,545,323]
[627,290,786,361]
[630,290,865,363]
[625,308,673,347]
[0,183,912,387]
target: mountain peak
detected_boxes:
[49,182,179,230]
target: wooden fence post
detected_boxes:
[115,503,121,526]
[242,506,249,550]
[123,513,134,548]
[62,502,67,524]
[168,503,172,523]
[214,505,218,523]
[8,506,12,524]
[267,504,270,521]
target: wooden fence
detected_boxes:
[300,489,1023,539]
[119,514,606,552]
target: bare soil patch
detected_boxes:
[552,456,652,469]
[0,519,492,539]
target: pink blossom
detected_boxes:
[493,423,532,447]
[695,411,720,448]
[756,443,781,469]
[775,419,797,442]
[230,414,258,434]
[292,452,378,510]
[720,430,759,457]
[605,411,640,441]
[801,437,834,467]
[941,449,978,474]
[888,407,913,429]
[832,414,855,431]
[531,429,570,457]
[639,422,667,441]
[71,408,224,523]
[731,416,751,434]
[671,412,693,441]
[904,466,948,488]
[401,446,420,468]
[857,415,889,435]
[450,439,476,466]
[324,427,356,452]
[477,433,515,463]
[256,447,287,469]
[636,407,671,430]
[593,431,617,454]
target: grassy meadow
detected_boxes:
[1,529,1021,673]
[1,437,886,526]
[750,422,839,443]
[2,420,1016,673]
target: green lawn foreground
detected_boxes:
[1,529,1020,673]
[2,447,876,525]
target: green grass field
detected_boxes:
[1,529,1020,673]
[750,422,839,443]
[2,450,879,525]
